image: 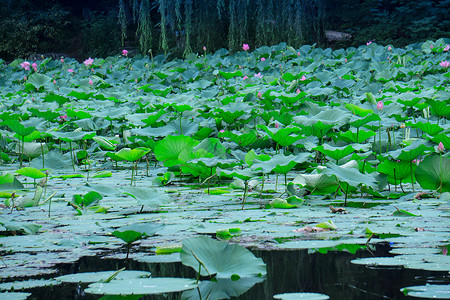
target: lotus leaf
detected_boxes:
[85,278,197,295]
[180,236,266,278]
[415,154,450,192]
[273,292,330,300]
[401,284,450,299]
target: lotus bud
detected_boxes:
[437,142,445,153]
[377,101,383,111]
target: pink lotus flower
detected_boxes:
[274,122,279,128]
[437,142,445,153]
[242,44,250,51]
[345,58,348,63]
[32,62,38,72]
[444,44,450,52]
[300,75,306,81]
[68,69,74,73]
[20,61,31,71]
[243,75,248,80]
[430,45,434,49]
[53,79,56,84]
[296,88,301,94]
[377,101,383,111]
[203,46,206,51]
[23,76,27,80]
[83,57,94,67]
[388,46,392,51]
[261,57,265,61]
[254,72,263,78]
[122,49,128,56]
[61,58,64,63]
[257,91,262,99]
[366,41,372,46]
[59,115,67,122]
[439,61,450,68]
[219,129,225,133]
[89,78,93,85]
[297,52,300,57]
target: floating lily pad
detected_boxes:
[55,270,151,283]
[85,278,197,295]
[273,292,330,299]
[0,292,32,300]
[401,284,450,299]
[0,279,59,291]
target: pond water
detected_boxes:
[20,243,449,299]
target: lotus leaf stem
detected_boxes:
[410,161,415,192]
[190,250,210,277]
[242,180,249,210]
[104,267,126,283]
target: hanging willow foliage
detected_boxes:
[137,0,152,54]
[119,0,325,56]
[118,0,127,46]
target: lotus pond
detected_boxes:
[0,39,449,299]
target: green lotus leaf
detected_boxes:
[67,108,92,119]
[257,125,303,147]
[316,220,337,230]
[0,279,58,292]
[121,186,171,207]
[15,167,46,179]
[4,120,35,137]
[154,135,199,167]
[31,150,73,169]
[291,173,338,194]
[406,121,444,137]
[425,98,450,118]
[17,130,41,143]
[323,162,377,189]
[180,236,266,278]
[3,222,41,235]
[193,138,227,158]
[0,173,15,185]
[85,278,197,295]
[93,136,116,151]
[218,167,257,181]
[92,171,112,178]
[116,147,150,162]
[56,270,151,283]
[218,130,258,147]
[339,129,376,143]
[252,153,310,174]
[273,292,330,299]
[112,223,164,244]
[348,113,381,128]
[68,90,93,100]
[50,130,96,142]
[390,140,433,161]
[313,144,369,164]
[415,154,450,192]
[27,108,60,121]
[26,73,52,88]
[245,149,270,167]
[377,160,413,184]
[401,284,450,299]
[73,191,102,207]
[219,70,243,80]
[43,93,70,105]
[0,292,32,299]
[269,198,299,209]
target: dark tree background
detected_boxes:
[0,0,449,61]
